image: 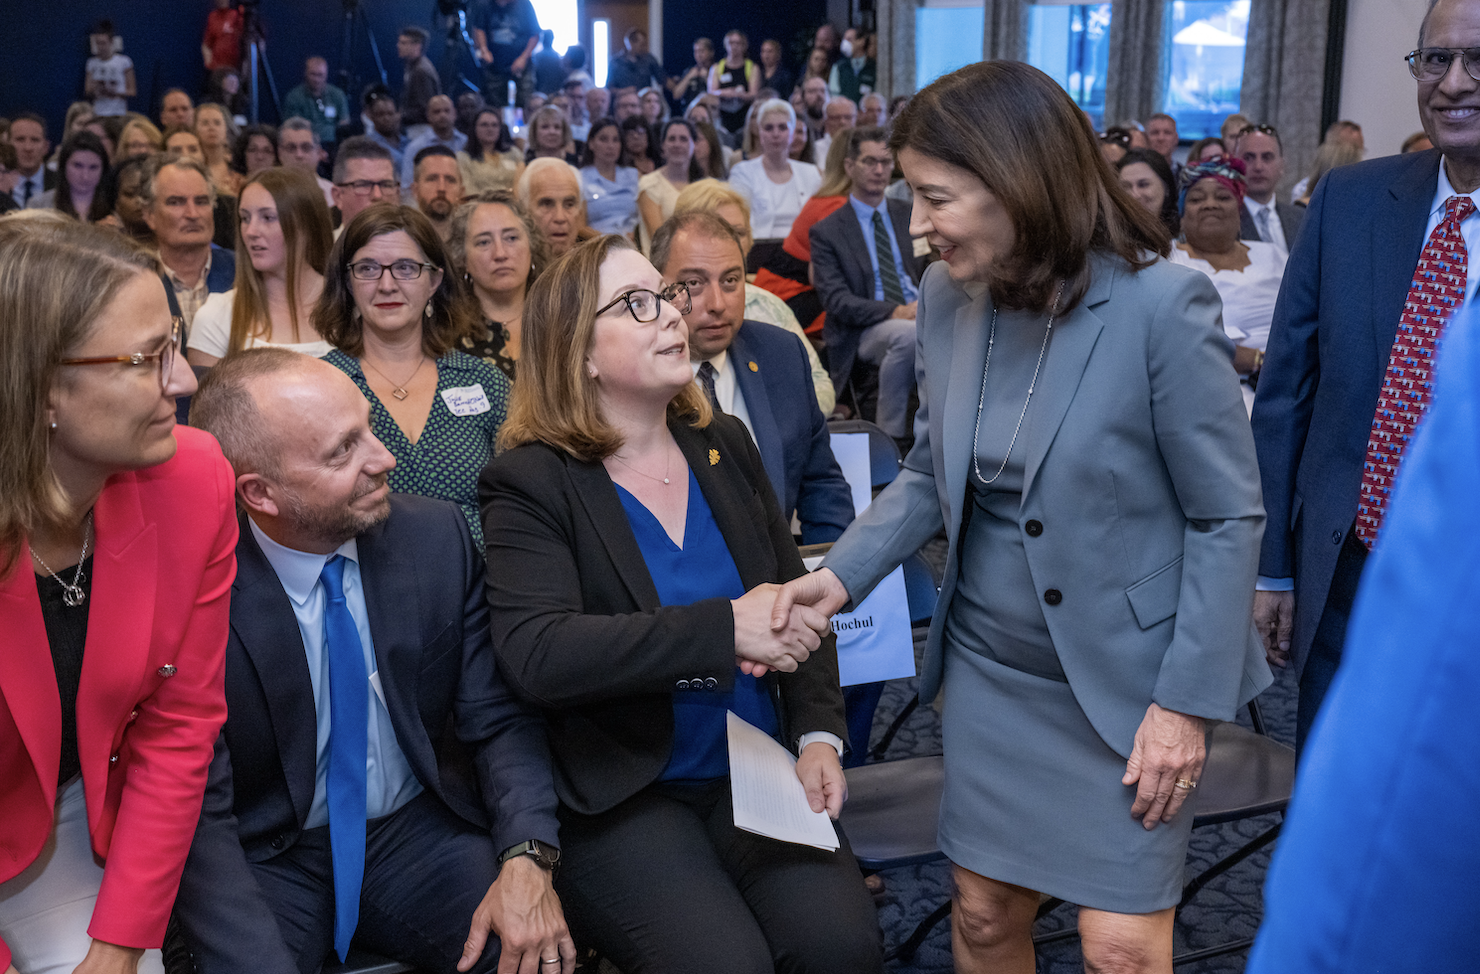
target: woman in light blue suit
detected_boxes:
[772,61,1272,971]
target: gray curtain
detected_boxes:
[983,0,1027,62]
[1239,0,1332,198]
[876,0,917,99]
[1103,0,1166,126]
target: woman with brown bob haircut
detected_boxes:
[317,203,511,545]
[186,167,334,365]
[773,59,1270,972]
[482,235,885,973]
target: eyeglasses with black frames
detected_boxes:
[595,281,693,323]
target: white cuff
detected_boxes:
[1256,575,1295,592]
[797,731,845,758]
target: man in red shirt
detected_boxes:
[202,0,243,70]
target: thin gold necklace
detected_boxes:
[612,443,674,485]
[363,355,427,401]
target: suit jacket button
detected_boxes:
[704,677,718,690]
[109,753,119,764]
[1025,519,1043,537]
[128,709,139,722]
[675,679,691,690]
[271,835,286,850]
[1043,589,1062,606]
[1332,530,1343,544]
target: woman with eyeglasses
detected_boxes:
[0,219,233,974]
[479,234,885,974]
[187,168,334,366]
[317,203,511,546]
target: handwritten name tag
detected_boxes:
[912,236,932,258]
[440,385,491,417]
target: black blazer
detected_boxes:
[176,495,559,971]
[810,197,926,389]
[1238,198,1306,251]
[479,413,847,816]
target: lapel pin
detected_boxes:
[748,361,758,372]
[709,449,720,466]
[158,664,177,677]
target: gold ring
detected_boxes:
[1174,777,1196,790]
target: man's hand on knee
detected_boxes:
[460,857,576,974]
[890,301,918,320]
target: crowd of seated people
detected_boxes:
[11,5,1465,972]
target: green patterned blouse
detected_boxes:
[325,349,511,547]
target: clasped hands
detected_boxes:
[732,569,851,677]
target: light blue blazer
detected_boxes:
[823,254,1273,756]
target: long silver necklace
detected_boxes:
[30,511,94,607]
[612,443,674,485]
[971,283,1065,487]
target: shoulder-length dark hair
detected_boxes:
[313,203,480,359]
[619,115,660,167]
[579,117,621,167]
[229,124,279,176]
[54,131,113,223]
[467,108,513,160]
[658,118,703,183]
[1114,148,1180,237]
[498,234,711,460]
[692,120,728,180]
[890,60,1169,313]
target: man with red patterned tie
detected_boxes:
[1252,0,1480,754]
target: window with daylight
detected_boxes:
[915,0,987,92]
[1162,0,1249,139]
[1026,3,1113,130]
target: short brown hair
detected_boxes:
[313,203,479,358]
[891,60,1169,313]
[649,210,743,277]
[498,235,711,460]
[0,220,159,577]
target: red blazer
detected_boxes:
[0,427,236,966]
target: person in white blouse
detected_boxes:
[727,99,822,271]
[1167,158,1287,413]
[187,168,335,365]
[637,119,702,253]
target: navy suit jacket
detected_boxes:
[811,197,925,389]
[175,494,558,972]
[727,320,854,545]
[1251,148,1442,674]
[1238,198,1306,251]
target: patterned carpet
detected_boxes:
[862,615,1296,974]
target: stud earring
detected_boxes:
[50,422,58,431]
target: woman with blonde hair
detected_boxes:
[193,102,238,192]
[1294,139,1364,207]
[480,233,883,972]
[445,190,550,380]
[116,116,163,159]
[728,99,821,270]
[187,167,334,365]
[524,104,580,166]
[0,218,233,974]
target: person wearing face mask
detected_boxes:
[1167,158,1286,413]
[187,168,335,366]
[827,30,875,104]
[318,204,511,546]
[579,118,640,237]
[28,132,111,224]
[446,191,549,380]
[516,158,592,256]
[772,61,1267,974]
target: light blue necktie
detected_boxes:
[320,555,367,961]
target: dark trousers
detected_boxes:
[249,791,503,974]
[554,779,885,974]
[1297,524,1369,755]
[842,683,885,768]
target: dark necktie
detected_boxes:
[320,555,368,961]
[697,360,720,411]
[21,175,34,206]
[872,210,905,305]
[1355,194,1475,548]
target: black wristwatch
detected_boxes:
[498,839,560,874]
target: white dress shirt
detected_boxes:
[1243,196,1288,256]
[249,520,423,827]
[692,349,754,442]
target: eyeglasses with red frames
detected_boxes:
[60,316,183,392]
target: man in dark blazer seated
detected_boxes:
[1233,124,1305,254]
[1251,0,1480,753]
[652,211,855,548]
[811,126,927,446]
[179,350,573,973]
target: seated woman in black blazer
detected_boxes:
[479,234,884,974]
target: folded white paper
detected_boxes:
[726,711,840,851]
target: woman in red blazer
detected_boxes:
[0,219,236,974]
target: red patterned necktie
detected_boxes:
[1355,194,1475,548]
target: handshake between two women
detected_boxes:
[731,568,852,678]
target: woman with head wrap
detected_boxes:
[1167,157,1287,413]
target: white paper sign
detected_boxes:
[440,384,491,417]
[727,711,840,851]
[828,432,873,519]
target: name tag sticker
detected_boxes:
[441,385,491,416]
[912,236,932,258]
[323,105,337,119]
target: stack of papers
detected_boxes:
[726,711,839,851]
